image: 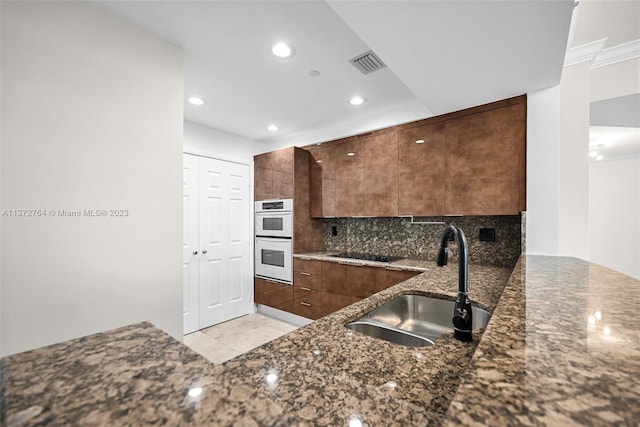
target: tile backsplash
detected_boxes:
[324,215,522,268]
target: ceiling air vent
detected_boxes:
[349,50,386,75]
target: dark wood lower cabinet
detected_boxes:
[255,278,293,310]
[321,291,359,316]
[385,268,421,287]
[268,259,424,319]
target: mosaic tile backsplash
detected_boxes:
[324,215,522,268]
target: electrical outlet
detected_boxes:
[479,228,496,242]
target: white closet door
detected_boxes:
[198,156,251,328]
[182,154,200,334]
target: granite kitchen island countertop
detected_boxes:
[2,255,639,426]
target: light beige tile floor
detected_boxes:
[183,313,299,364]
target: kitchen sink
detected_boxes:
[345,294,491,347]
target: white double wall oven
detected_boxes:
[254,199,293,284]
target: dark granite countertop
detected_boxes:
[294,251,432,272]
[2,255,639,426]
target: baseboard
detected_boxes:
[256,304,313,327]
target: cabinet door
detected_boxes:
[255,278,293,309]
[254,148,294,201]
[307,145,337,218]
[321,261,348,294]
[346,264,388,299]
[335,139,365,217]
[363,132,399,217]
[445,103,525,215]
[398,123,446,216]
[385,268,421,288]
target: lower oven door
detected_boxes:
[255,237,292,284]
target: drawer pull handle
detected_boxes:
[299,287,312,291]
[300,302,312,307]
[300,272,311,276]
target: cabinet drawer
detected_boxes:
[293,271,321,290]
[293,301,322,320]
[294,288,322,304]
[293,258,322,274]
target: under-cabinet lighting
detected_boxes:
[415,139,425,144]
[347,152,355,156]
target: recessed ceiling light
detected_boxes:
[347,152,355,156]
[188,96,205,106]
[267,124,279,132]
[316,160,323,163]
[272,42,295,58]
[349,96,365,106]
[595,155,604,161]
[415,139,425,144]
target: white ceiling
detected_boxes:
[91,0,574,146]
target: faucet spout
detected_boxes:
[436,224,473,342]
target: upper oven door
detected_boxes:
[255,211,292,238]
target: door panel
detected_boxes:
[183,155,199,334]
[183,154,251,333]
[198,157,251,328]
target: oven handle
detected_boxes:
[255,235,292,240]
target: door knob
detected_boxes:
[193,251,198,255]
[202,250,207,254]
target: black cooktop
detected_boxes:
[330,252,405,263]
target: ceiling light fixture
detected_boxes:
[349,96,365,106]
[415,139,425,144]
[188,96,205,106]
[272,42,295,58]
[267,124,279,132]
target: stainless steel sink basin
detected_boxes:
[345,294,491,347]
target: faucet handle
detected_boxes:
[452,308,469,330]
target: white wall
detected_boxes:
[526,87,561,255]
[1,1,183,356]
[589,157,640,279]
[184,120,264,163]
[558,64,590,259]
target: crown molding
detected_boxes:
[565,38,640,69]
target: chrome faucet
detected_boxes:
[436,224,473,342]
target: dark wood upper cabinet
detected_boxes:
[307,144,337,218]
[254,147,294,200]
[335,139,365,217]
[304,95,526,217]
[398,123,446,216]
[444,102,526,215]
[363,132,399,217]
